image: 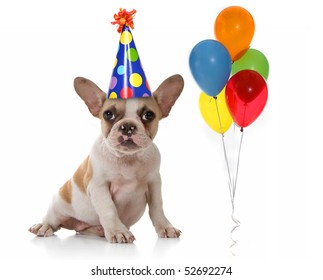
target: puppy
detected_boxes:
[29,74,184,243]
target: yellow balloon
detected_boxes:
[199,89,233,134]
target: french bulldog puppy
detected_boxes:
[29,74,184,243]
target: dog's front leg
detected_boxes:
[88,182,135,243]
[147,173,181,238]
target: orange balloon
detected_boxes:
[215,6,255,61]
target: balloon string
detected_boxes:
[230,127,244,255]
[214,97,233,202]
[232,124,236,198]
[233,128,244,198]
[214,97,244,255]
[229,201,241,256]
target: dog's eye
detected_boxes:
[103,110,115,121]
[142,111,155,122]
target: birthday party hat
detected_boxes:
[107,9,152,99]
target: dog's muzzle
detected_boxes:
[119,122,137,137]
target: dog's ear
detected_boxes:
[74,77,106,117]
[153,74,184,118]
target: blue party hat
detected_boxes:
[107,9,152,99]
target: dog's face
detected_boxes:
[99,97,161,154]
[74,75,184,156]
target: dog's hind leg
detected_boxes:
[59,217,104,237]
[29,194,69,237]
[77,225,105,237]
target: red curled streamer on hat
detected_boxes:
[111,8,136,33]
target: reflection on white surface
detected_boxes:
[28,233,184,260]
[26,230,189,260]
[29,233,139,260]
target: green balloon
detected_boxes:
[231,48,269,80]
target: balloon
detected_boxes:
[225,70,268,128]
[215,6,255,61]
[189,39,231,96]
[199,89,233,134]
[232,48,269,80]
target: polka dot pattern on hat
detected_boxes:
[107,26,152,99]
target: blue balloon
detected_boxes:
[189,39,232,96]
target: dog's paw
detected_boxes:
[104,227,135,243]
[156,226,181,238]
[29,223,56,237]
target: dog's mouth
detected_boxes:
[118,136,140,149]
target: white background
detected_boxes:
[0,0,319,279]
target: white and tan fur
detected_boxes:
[29,74,184,243]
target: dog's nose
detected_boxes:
[119,122,137,136]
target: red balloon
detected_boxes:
[225,70,268,128]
